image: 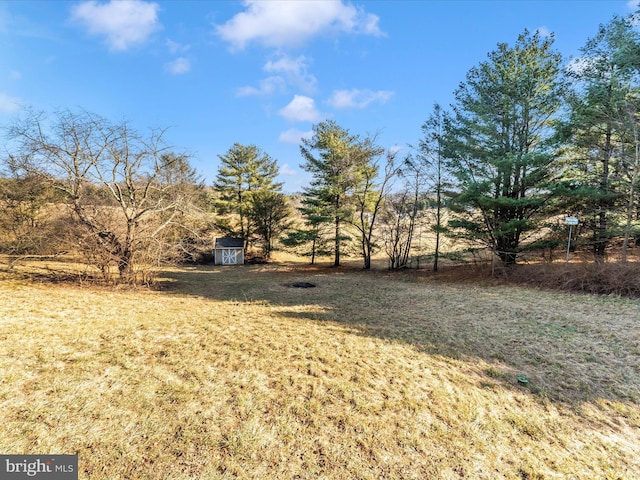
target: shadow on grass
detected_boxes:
[159,263,640,409]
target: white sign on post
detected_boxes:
[564,216,579,263]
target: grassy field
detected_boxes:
[1,259,639,479]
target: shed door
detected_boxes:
[221,248,238,265]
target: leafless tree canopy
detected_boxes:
[6,109,199,284]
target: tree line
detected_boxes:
[1,11,639,283]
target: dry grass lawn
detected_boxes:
[1,259,639,479]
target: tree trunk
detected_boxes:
[499,251,518,265]
[363,239,371,269]
[433,184,442,272]
[497,235,518,265]
[622,109,639,264]
[594,101,614,262]
[362,214,372,270]
[433,228,440,272]
[118,248,134,283]
[334,215,340,267]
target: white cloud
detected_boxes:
[237,54,317,97]
[278,128,313,145]
[279,163,299,175]
[264,54,317,93]
[166,39,190,54]
[265,55,305,74]
[536,26,551,37]
[0,92,21,113]
[628,0,640,9]
[9,70,21,81]
[566,56,598,76]
[215,0,383,50]
[235,86,262,97]
[234,86,259,97]
[327,88,394,109]
[236,76,286,97]
[71,0,161,51]
[165,57,190,75]
[278,95,322,122]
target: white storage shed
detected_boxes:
[214,238,245,265]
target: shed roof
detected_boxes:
[215,238,244,249]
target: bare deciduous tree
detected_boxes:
[381,155,427,269]
[351,144,400,269]
[7,109,196,284]
[0,167,59,255]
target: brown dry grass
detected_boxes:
[1,257,639,479]
[503,260,640,297]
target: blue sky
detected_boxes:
[1,0,637,192]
